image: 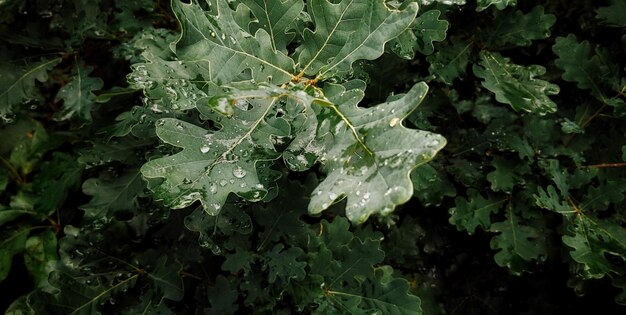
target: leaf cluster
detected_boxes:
[2,0,626,314]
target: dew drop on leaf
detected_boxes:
[232,166,247,178]
[329,192,337,200]
[200,145,210,154]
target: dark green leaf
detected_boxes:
[473,51,559,114]
[449,189,506,234]
[553,34,619,102]
[490,206,547,274]
[427,36,472,85]
[0,56,62,117]
[485,6,555,47]
[81,169,145,219]
[596,0,626,27]
[54,61,104,121]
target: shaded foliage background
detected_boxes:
[1,0,625,314]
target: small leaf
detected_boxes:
[427,36,472,85]
[485,6,556,47]
[0,56,62,117]
[486,156,530,193]
[563,217,626,279]
[449,189,506,234]
[552,34,619,102]
[262,243,306,284]
[81,169,145,219]
[54,61,104,121]
[596,0,626,27]
[534,185,572,214]
[148,256,184,301]
[392,10,448,58]
[410,163,456,206]
[476,0,517,12]
[489,206,547,274]
[473,51,559,115]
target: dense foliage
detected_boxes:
[1,0,625,313]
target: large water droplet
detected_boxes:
[200,145,210,154]
[232,166,246,178]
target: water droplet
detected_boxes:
[175,122,184,130]
[329,192,337,200]
[200,145,210,154]
[389,117,401,127]
[232,166,246,178]
[209,183,217,194]
[219,179,228,187]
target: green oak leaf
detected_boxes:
[262,243,306,284]
[552,34,619,102]
[563,216,626,279]
[427,36,472,85]
[414,10,449,55]
[307,218,421,314]
[296,0,418,78]
[53,61,104,121]
[0,56,62,118]
[391,10,448,58]
[141,99,287,213]
[485,6,556,47]
[582,179,626,212]
[81,169,146,219]
[309,82,446,223]
[486,156,530,193]
[411,163,456,207]
[449,188,506,234]
[148,256,184,301]
[597,0,626,27]
[324,265,422,314]
[534,185,573,214]
[476,0,517,12]
[539,159,569,197]
[172,0,296,85]
[489,206,547,274]
[473,51,559,115]
[242,0,305,52]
